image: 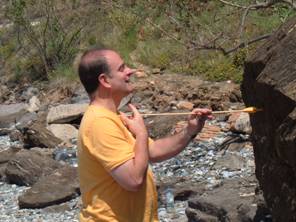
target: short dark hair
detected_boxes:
[78,48,111,94]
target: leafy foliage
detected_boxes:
[1,0,295,83]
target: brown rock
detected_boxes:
[195,124,221,141]
[228,112,251,134]
[23,122,62,148]
[177,101,194,110]
[173,121,221,141]
[5,149,61,186]
[18,166,79,209]
[134,69,148,78]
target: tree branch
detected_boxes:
[189,33,271,55]
[217,0,248,9]
[282,0,296,9]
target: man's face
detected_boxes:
[105,51,135,97]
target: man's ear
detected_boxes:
[98,74,111,88]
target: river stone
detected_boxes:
[0,103,29,128]
[15,112,38,131]
[186,208,219,222]
[5,149,61,186]
[18,165,80,209]
[213,152,245,171]
[242,17,296,221]
[23,122,62,148]
[47,124,78,143]
[47,103,88,124]
[27,96,41,113]
[228,112,252,134]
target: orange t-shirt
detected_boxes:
[78,105,158,222]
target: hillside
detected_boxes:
[0,0,295,86]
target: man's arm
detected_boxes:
[110,104,149,192]
[149,108,213,162]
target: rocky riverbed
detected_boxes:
[0,118,271,222]
[0,71,272,221]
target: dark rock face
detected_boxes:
[242,17,296,221]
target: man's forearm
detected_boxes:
[132,132,149,183]
[149,126,197,162]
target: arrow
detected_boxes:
[130,107,263,117]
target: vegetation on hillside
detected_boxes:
[0,0,295,84]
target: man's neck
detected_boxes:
[90,91,121,113]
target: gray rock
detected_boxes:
[5,149,61,186]
[186,179,258,222]
[47,124,78,143]
[0,103,29,128]
[230,113,252,134]
[20,87,39,101]
[18,166,80,209]
[47,104,88,124]
[15,112,38,131]
[0,146,21,164]
[214,152,245,171]
[27,96,41,113]
[70,87,89,104]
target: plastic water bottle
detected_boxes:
[164,186,175,213]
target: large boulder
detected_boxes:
[0,146,21,181]
[18,165,80,209]
[23,122,62,148]
[47,124,78,143]
[0,103,29,128]
[185,178,264,222]
[5,149,61,186]
[46,103,88,124]
[241,17,296,221]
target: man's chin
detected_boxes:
[128,85,134,92]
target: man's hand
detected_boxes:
[186,108,213,138]
[111,104,149,192]
[120,104,148,138]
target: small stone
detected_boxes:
[176,101,194,110]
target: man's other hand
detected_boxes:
[186,108,213,138]
[120,104,148,138]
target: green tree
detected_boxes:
[6,0,82,80]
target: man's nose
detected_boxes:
[126,67,136,76]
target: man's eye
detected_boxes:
[119,65,125,71]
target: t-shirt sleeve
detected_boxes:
[87,117,135,171]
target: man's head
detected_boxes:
[78,48,134,98]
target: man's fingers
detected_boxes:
[128,104,141,117]
[119,112,129,125]
[190,108,213,120]
[192,108,212,115]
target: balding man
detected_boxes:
[77,48,212,222]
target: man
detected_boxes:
[77,48,213,222]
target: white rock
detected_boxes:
[47,124,78,143]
